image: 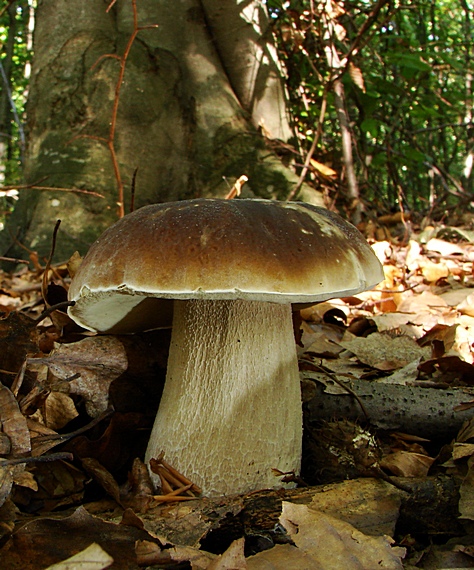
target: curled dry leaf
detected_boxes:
[12,470,38,492]
[35,336,128,417]
[309,159,338,178]
[348,62,365,92]
[452,443,474,461]
[380,450,435,478]
[443,323,473,364]
[0,384,30,456]
[43,392,79,430]
[66,251,83,279]
[458,292,474,317]
[81,457,122,506]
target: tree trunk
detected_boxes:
[0,0,323,261]
[0,3,19,185]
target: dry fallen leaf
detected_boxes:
[0,505,161,568]
[248,502,405,569]
[42,391,79,430]
[339,332,430,371]
[426,237,465,256]
[207,538,247,570]
[308,478,401,537]
[0,311,39,383]
[81,457,123,506]
[136,539,218,569]
[380,450,435,477]
[459,456,474,521]
[310,158,338,177]
[0,383,30,456]
[33,336,128,417]
[45,542,114,570]
[458,292,474,317]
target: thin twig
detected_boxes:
[31,406,115,444]
[287,89,329,201]
[130,167,139,213]
[0,256,30,264]
[152,495,197,503]
[41,220,61,306]
[33,301,76,324]
[159,456,202,494]
[299,358,370,422]
[90,0,158,218]
[0,0,15,19]
[0,452,74,467]
[0,183,105,199]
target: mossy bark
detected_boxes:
[1,0,322,261]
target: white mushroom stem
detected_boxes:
[145,298,303,496]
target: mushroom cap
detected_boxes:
[68,199,384,333]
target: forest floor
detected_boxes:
[0,215,474,568]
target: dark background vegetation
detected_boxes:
[1,0,473,225]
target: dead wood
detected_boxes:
[303,372,474,439]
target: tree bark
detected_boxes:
[0,0,322,261]
[0,2,19,184]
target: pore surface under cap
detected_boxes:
[68,199,384,332]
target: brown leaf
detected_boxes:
[0,467,14,509]
[66,412,148,473]
[44,542,114,569]
[0,506,160,569]
[457,292,474,317]
[308,478,401,537]
[33,460,86,511]
[12,470,38,492]
[81,457,122,506]
[419,355,474,385]
[35,336,128,417]
[339,332,430,371]
[309,159,338,177]
[207,538,247,569]
[136,540,217,568]
[418,257,449,283]
[66,251,83,279]
[247,502,405,569]
[459,456,474,520]
[380,450,434,477]
[43,392,79,430]
[348,62,366,92]
[0,384,31,456]
[0,311,39,383]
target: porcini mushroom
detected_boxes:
[68,199,383,496]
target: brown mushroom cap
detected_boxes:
[68,199,383,333]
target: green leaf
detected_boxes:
[403,147,426,163]
[386,52,432,72]
[360,118,380,137]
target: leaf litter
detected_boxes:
[0,228,473,567]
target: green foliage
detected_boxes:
[267,0,474,219]
[0,0,31,188]
[2,0,473,221]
